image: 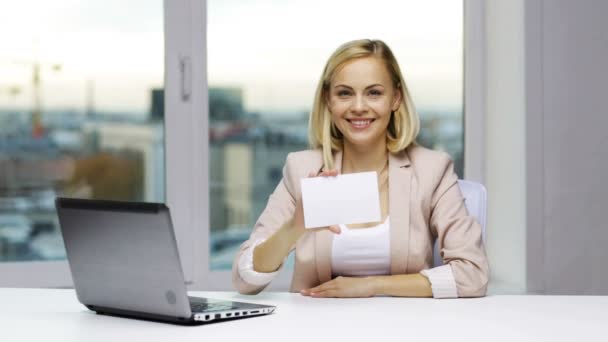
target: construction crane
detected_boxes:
[2,56,61,139]
[0,85,22,98]
[29,60,61,138]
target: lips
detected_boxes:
[346,118,375,129]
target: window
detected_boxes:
[0,0,472,290]
[0,1,165,275]
[207,0,464,271]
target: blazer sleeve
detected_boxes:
[429,155,490,297]
[231,153,298,295]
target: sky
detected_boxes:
[0,0,462,114]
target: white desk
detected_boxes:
[0,288,605,342]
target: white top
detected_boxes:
[1,288,606,342]
[330,217,392,277]
[239,218,458,298]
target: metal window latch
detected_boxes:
[179,56,191,102]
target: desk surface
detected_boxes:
[0,288,605,342]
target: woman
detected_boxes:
[232,39,489,298]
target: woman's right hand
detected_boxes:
[252,169,342,274]
[290,169,342,241]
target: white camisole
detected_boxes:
[331,217,391,277]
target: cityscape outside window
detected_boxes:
[0,1,165,262]
[207,0,465,270]
[0,1,463,270]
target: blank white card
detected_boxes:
[300,171,381,229]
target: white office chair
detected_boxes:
[432,180,487,267]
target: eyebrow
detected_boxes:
[333,84,385,90]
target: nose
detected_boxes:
[351,94,368,114]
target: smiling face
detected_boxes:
[327,56,402,150]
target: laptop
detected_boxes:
[55,197,275,325]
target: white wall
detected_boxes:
[525,0,608,295]
[483,0,528,294]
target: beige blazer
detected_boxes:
[232,145,490,297]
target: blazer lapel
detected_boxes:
[389,150,412,275]
[314,150,342,284]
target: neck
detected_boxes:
[341,139,388,174]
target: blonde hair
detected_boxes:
[308,39,420,170]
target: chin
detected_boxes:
[343,133,384,148]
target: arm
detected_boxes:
[232,154,339,294]
[253,170,342,272]
[370,273,433,297]
[429,156,490,297]
[232,218,300,294]
[252,219,299,273]
[373,264,459,298]
[301,273,432,298]
[232,155,298,295]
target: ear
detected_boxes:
[325,91,334,113]
[392,86,402,111]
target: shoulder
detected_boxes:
[285,149,324,169]
[281,149,324,193]
[406,144,453,170]
[284,150,324,178]
[405,144,456,187]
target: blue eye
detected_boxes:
[338,90,351,96]
[369,89,382,96]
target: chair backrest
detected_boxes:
[432,180,487,267]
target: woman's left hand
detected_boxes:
[300,276,376,298]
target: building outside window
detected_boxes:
[0,0,165,263]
